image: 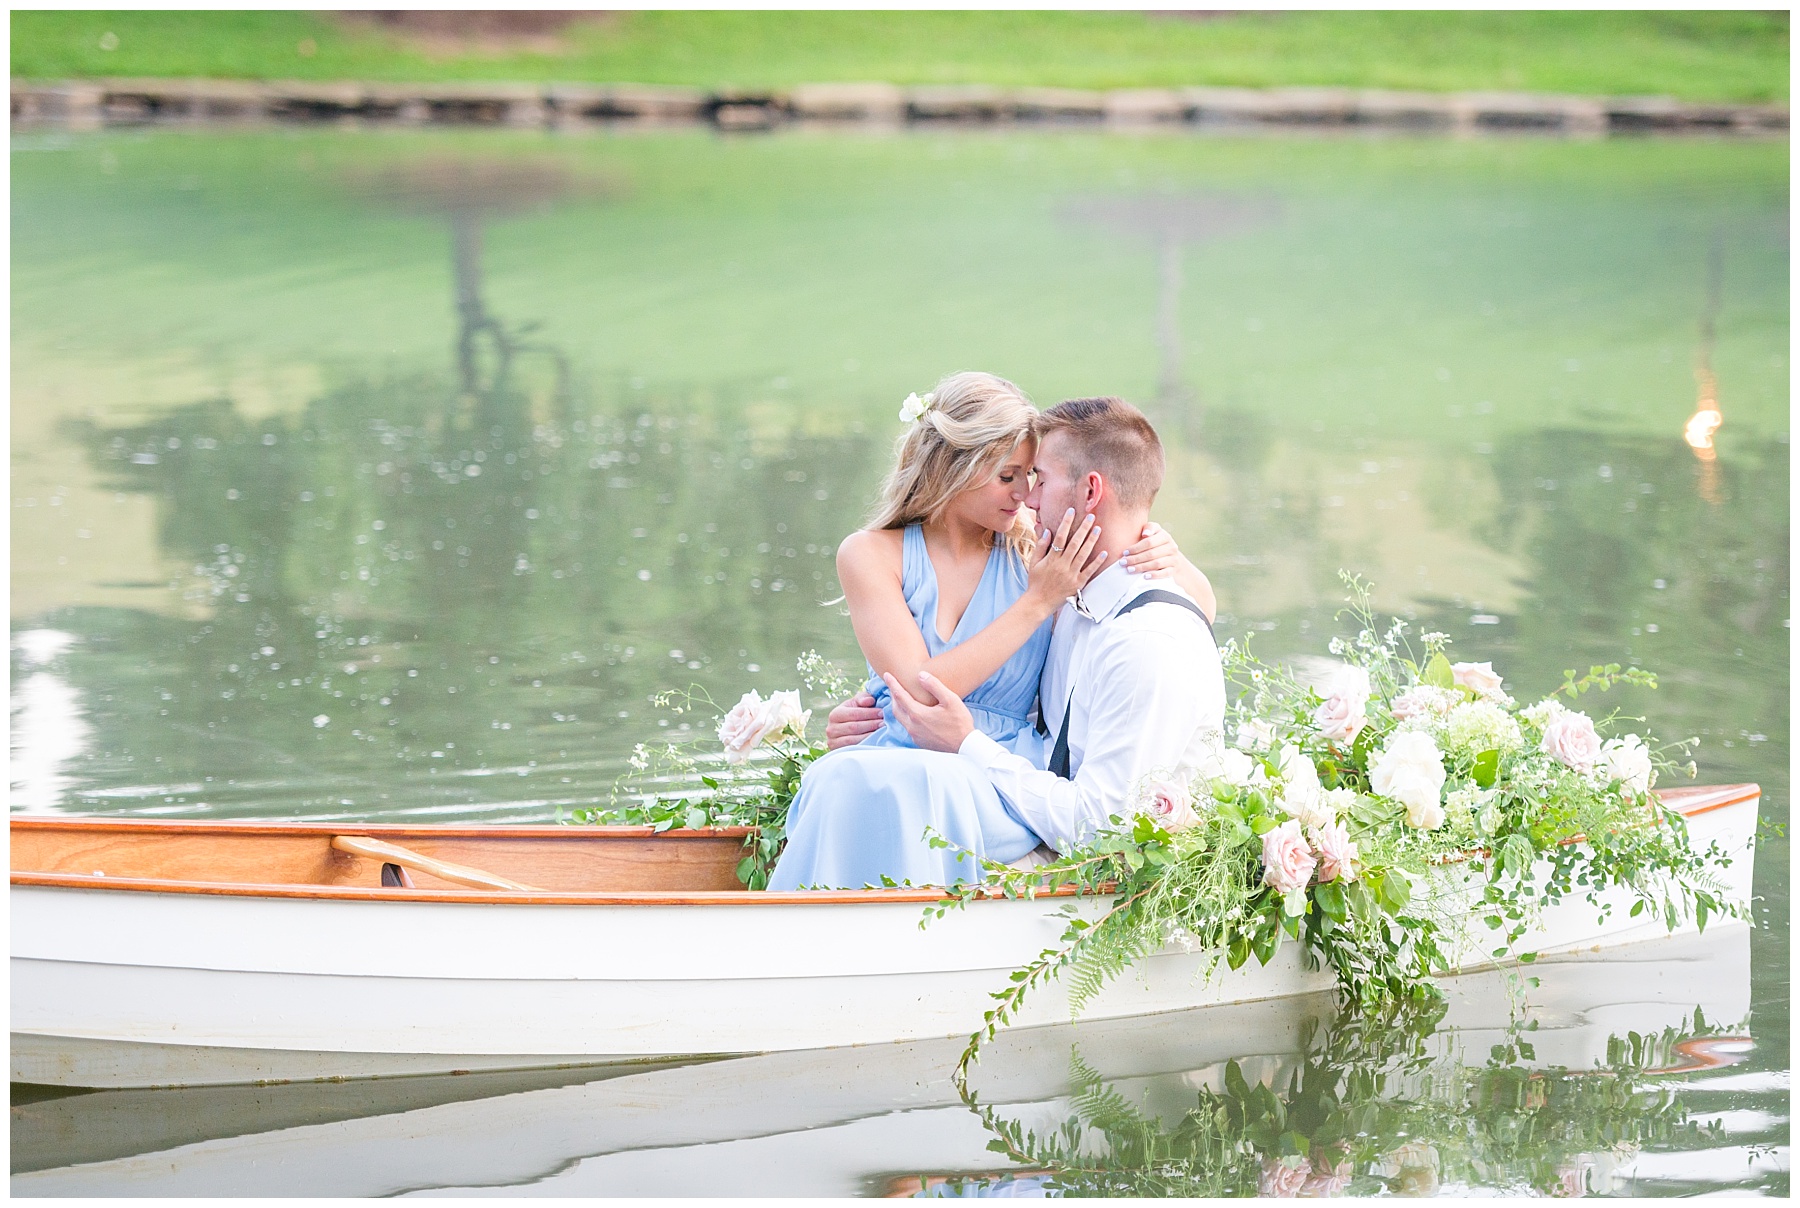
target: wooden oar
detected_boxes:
[331,835,544,893]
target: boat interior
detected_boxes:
[8,818,757,896]
[8,783,1757,903]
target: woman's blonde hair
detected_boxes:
[867,370,1038,557]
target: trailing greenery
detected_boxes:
[12,11,1789,102]
[930,575,1738,1083]
[569,574,1737,1068]
[954,998,1737,1197]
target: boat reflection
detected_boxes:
[10,928,1762,1197]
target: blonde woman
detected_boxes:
[768,371,1213,890]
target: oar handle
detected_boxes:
[332,835,543,893]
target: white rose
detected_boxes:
[898,391,933,423]
[1195,743,1261,789]
[1235,717,1278,752]
[1451,660,1507,701]
[1600,733,1654,796]
[1369,730,1447,827]
[1541,710,1601,775]
[1311,665,1371,744]
[1275,744,1331,828]
[761,690,812,744]
[717,689,810,765]
[1407,798,1446,830]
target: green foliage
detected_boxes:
[936,575,1739,1086]
[954,999,1735,1197]
[12,11,1787,101]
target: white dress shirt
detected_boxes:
[957,561,1225,851]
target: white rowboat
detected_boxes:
[10,783,1759,1089]
[13,926,1757,1196]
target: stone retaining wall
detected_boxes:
[11,78,1787,136]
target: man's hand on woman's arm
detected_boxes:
[825,692,884,750]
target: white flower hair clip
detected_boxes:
[898,391,935,425]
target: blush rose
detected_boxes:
[1143,778,1202,832]
[1541,709,1601,775]
[1311,819,1359,884]
[1451,660,1507,701]
[1262,818,1317,895]
[1311,664,1371,744]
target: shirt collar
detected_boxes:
[1072,560,1142,622]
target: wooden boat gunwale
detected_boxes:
[8,783,1759,907]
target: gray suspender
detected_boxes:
[1045,590,1213,780]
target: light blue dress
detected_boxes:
[768,524,1053,889]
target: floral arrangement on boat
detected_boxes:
[577,577,1736,1052]
[940,578,1735,1069]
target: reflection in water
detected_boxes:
[58,384,878,820]
[1685,236,1726,504]
[341,155,599,403]
[9,630,91,812]
[1062,194,1278,417]
[10,932,1776,1197]
[949,1002,1747,1198]
[39,392,1787,826]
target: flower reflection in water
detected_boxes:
[941,999,1748,1199]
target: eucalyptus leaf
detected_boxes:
[1423,652,1456,689]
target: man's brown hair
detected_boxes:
[1035,396,1164,509]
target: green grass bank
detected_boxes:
[11,10,1790,103]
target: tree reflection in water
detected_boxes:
[934,999,1742,1199]
[61,375,879,818]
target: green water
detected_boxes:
[9,125,1788,1194]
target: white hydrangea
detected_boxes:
[1442,700,1524,760]
[1444,783,1494,820]
[1521,698,1569,730]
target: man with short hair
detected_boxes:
[864,396,1226,855]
